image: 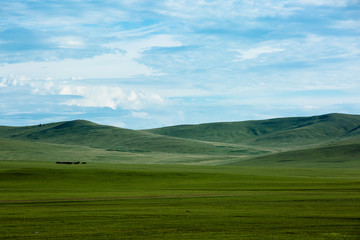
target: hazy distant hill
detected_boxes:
[1,113,360,166]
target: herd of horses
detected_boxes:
[56,161,87,165]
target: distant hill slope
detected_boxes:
[228,138,360,168]
[145,113,360,148]
[0,120,263,155]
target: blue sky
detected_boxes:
[1,0,359,129]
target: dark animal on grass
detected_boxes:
[56,161,87,165]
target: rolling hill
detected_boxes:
[145,113,360,148]
[1,113,360,167]
[0,119,264,156]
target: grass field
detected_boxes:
[1,114,360,239]
[1,161,359,239]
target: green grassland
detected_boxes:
[1,161,359,239]
[1,113,360,239]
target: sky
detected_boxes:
[0,0,360,129]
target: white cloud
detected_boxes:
[105,34,183,58]
[131,111,151,119]
[0,75,31,87]
[231,35,360,66]
[156,0,299,19]
[0,78,7,87]
[0,75,168,111]
[3,2,129,29]
[50,36,85,49]
[297,0,356,6]
[304,105,319,109]
[112,24,162,39]
[332,20,360,30]
[0,52,154,79]
[235,46,285,61]
[59,85,166,110]
[0,34,182,80]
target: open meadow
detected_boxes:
[1,114,360,239]
[1,160,359,239]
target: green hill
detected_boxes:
[1,113,360,167]
[0,120,263,156]
[145,113,360,148]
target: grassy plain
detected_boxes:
[1,161,359,239]
[1,114,360,239]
